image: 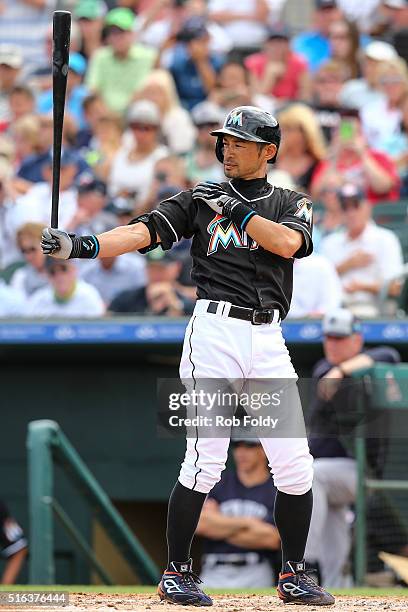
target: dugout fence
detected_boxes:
[27,419,160,585]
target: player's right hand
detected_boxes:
[41,227,73,259]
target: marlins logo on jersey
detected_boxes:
[294,197,312,225]
[207,214,258,255]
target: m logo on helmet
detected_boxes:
[227,110,243,127]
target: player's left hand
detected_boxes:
[192,182,234,215]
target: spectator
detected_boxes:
[10,222,48,298]
[196,439,280,588]
[312,171,344,239]
[81,252,147,305]
[0,500,28,583]
[245,25,310,103]
[83,112,123,182]
[0,0,56,74]
[336,0,380,33]
[292,0,342,72]
[73,0,106,61]
[12,115,41,173]
[311,113,401,203]
[109,249,195,315]
[276,103,327,192]
[328,18,360,79]
[0,280,24,317]
[9,150,79,232]
[305,308,400,587]
[339,40,398,110]
[209,61,275,115]
[109,100,168,199]
[86,8,157,114]
[381,95,408,192]
[208,0,269,59]
[139,155,189,214]
[320,183,403,317]
[166,17,223,110]
[360,57,408,151]
[0,158,21,269]
[135,69,196,154]
[185,101,225,184]
[76,93,108,150]
[311,60,349,143]
[0,45,23,127]
[8,85,35,123]
[25,257,105,318]
[37,53,89,129]
[373,0,408,41]
[287,254,343,318]
[66,175,115,236]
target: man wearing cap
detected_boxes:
[320,183,403,317]
[24,257,104,318]
[339,40,399,110]
[305,307,400,586]
[74,0,106,60]
[86,8,157,114]
[166,17,224,110]
[0,45,23,125]
[245,26,310,102]
[186,101,225,183]
[196,438,280,588]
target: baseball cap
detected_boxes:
[267,24,292,40]
[315,0,337,8]
[364,40,398,61]
[383,0,405,8]
[74,0,106,20]
[104,7,135,31]
[177,16,208,42]
[69,53,87,76]
[127,100,161,126]
[191,101,224,126]
[146,248,180,264]
[337,183,364,207]
[77,173,107,195]
[108,195,135,216]
[44,256,75,272]
[323,308,362,338]
[0,44,22,69]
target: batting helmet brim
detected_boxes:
[210,126,270,144]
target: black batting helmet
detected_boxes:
[210,106,281,164]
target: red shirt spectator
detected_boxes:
[245,25,309,101]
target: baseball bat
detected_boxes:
[51,10,71,228]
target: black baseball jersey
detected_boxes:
[144,177,313,319]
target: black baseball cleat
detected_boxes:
[158,558,213,606]
[277,560,335,606]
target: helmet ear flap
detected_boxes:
[215,136,224,163]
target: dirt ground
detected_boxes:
[5,593,408,612]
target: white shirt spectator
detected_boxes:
[360,97,402,151]
[287,254,343,319]
[24,280,105,318]
[0,0,56,75]
[9,184,77,233]
[80,253,147,305]
[320,221,403,314]
[338,80,385,111]
[10,266,48,298]
[0,280,24,316]
[109,144,168,199]
[208,0,268,49]
[336,0,381,31]
[0,199,21,268]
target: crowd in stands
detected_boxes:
[0,0,408,319]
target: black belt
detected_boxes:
[207,301,280,325]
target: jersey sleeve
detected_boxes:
[278,191,313,258]
[150,190,197,251]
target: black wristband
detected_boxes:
[69,235,100,259]
[221,196,258,231]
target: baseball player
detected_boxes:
[41,105,335,606]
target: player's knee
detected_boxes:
[273,453,314,495]
[178,458,226,494]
